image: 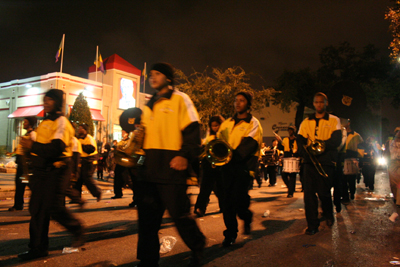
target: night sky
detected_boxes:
[0,0,393,89]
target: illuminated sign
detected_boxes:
[119,78,136,110]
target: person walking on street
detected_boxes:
[297,92,341,235]
[8,116,37,211]
[18,89,84,261]
[136,62,205,267]
[74,124,102,201]
[217,91,263,247]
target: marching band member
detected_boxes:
[217,91,263,246]
[8,116,37,211]
[74,124,102,202]
[112,130,130,199]
[136,63,205,267]
[278,125,299,198]
[297,92,341,235]
[263,139,280,187]
[194,115,224,217]
[18,89,84,260]
[342,119,363,200]
[67,135,86,207]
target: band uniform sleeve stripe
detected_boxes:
[247,117,260,138]
[330,114,341,131]
[53,116,67,140]
[174,90,199,122]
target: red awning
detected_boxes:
[8,106,45,118]
[91,109,105,121]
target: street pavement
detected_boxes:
[1,168,400,267]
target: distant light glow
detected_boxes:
[85,86,94,92]
[25,84,32,88]
[377,157,387,166]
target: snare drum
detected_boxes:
[283,157,300,173]
[344,158,359,175]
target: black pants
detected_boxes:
[333,164,343,210]
[13,156,28,209]
[264,165,277,185]
[136,181,205,266]
[303,163,334,230]
[29,160,82,251]
[281,172,297,195]
[97,169,103,180]
[194,161,223,213]
[342,174,357,200]
[74,160,101,198]
[362,164,376,190]
[221,162,253,239]
[113,164,133,197]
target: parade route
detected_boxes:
[1,170,400,267]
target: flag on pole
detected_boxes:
[55,39,62,63]
[141,63,147,84]
[94,53,105,74]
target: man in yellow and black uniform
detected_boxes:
[74,124,101,201]
[342,120,363,201]
[18,89,83,261]
[9,116,37,211]
[278,125,299,198]
[217,91,263,247]
[136,63,205,267]
[297,92,341,235]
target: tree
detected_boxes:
[317,42,396,109]
[273,68,318,131]
[175,67,271,132]
[386,1,400,60]
[69,92,94,135]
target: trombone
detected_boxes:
[199,138,233,168]
[304,139,328,178]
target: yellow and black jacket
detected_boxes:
[278,137,299,158]
[71,136,82,176]
[297,112,342,166]
[31,113,74,169]
[344,131,363,159]
[217,113,263,171]
[141,88,201,184]
[78,134,98,163]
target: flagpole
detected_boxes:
[60,34,65,73]
[96,46,99,82]
[143,62,146,94]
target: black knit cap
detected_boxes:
[150,62,175,85]
[236,91,253,108]
[79,123,89,132]
[44,89,64,112]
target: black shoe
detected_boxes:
[111,195,122,199]
[244,222,251,235]
[8,206,23,211]
[18,249,48,261]
[194,208,205,217]
[268,184,276,187]
[350,193,355,200]
[188,250,203,267]
[326,218,335,227]
[71,227,85,247]
[287,194,293,198]
[305,228,319,235]
[335,205,342,213]
[129,201,137,208]
[222,237,236,247]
